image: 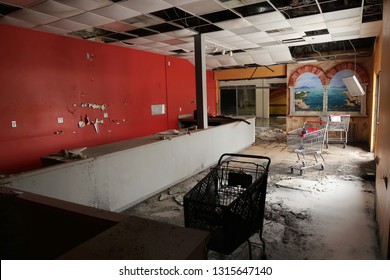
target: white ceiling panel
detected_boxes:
[143,33,175,42]
[251,35,278,44]
[99,21,135,32]
[231,26,261,35]
[93,4,140,21]
[327,24,361,34]
[179,0,225,15]
[214,18,252,30]
[269,50,293,62]
[205,30,236,39]
[250,52,274,65]
[123,37,154,45]
[216,55,237,66]
[325,17,361,28]
[30,1,83,18]
[205,57,222,69]
[55,0,112,11]
[240,31,270,40]
[292,22,327,33]
[174,42,194,50]
[360,21,382,37]
[262,44,289,52]
[229,40,258,49]
[164,28,197,38]
[304,34,333,44]
[118,0,172,14]
[163,0,200,6]
[323,8,362,21]
[232,53,255,65]
[255,20,291,32]
[217,35,245,43]
[245,11,286,25]
[68,12,113,26]
[288,14,325,27]
[271,32,303,41]
[8,9,60,25]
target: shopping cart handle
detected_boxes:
[218,153,271,170]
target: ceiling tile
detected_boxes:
[229,40,259,49]
[29,0,83,18]
[0,15,36,27]
[216,55,237,66]
[35,24,68,34]
[327,24,361,34]
[68,27,112,39]
[204,30,236,39]
[214,18,252,30]
[231,26,260,35]
[123,37,154,45]
[47,19,89,31]
[164,28,197,37]
[163,0,200,6]
[255,19,291,32]
[99,21,136,32]
[103,32,135,41]
[205,57,221,69]
[240,31,270,40]
[119,0,172,14]
[269,50,292,62]
[288,14,325,27]
[231,53,255,65]
[292,22,327,33]
[304,34,333,44]
[360,21,382,37]
[245,11,285,25]
[323,7,362,21]
[93,4,140,21]
[8,9,60,25]
[250,52,274,65]
[178,0,225,15]
[325,17,361,28]
[142,41,170,49]
[55,0,112,11]
[217,35,245,43]
[143,33,175,42]
[122,15,164,28]
[162,38,189,45]
[69,12,113,26]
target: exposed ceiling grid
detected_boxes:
[0,0,383,69]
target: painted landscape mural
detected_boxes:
[294,72,324,111]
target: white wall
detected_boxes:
[8,118,255,212]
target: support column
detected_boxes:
[194,33,208,129]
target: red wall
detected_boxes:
[0,24,216,174]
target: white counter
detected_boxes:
[8,118,255,212]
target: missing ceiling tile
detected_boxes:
[0,3,22,16]
[305,29,329,36]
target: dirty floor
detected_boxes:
[122,125,382,260]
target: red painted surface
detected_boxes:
[0,24,216,174]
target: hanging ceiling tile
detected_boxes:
[122,14,164,28]
[164,0,201,6]
[143,33,175,42]
[118,0,172,14]
[360,21,382,37]
[323,7,362,21]
[205,56,222,68]
[216,55,237,66]
[179,0,225,15]
[255,20,291,32]
[304,34,333,44]
[0,15,36,27]
[164,28,197,37]
[232,53,255,65]
[250,52,274,65]
[123,37,154,45]
[205,30,236,39]
[269,50,293,62]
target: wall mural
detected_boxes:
[294,72,324,112]
[289,62,368,116]
[328,69,361,112]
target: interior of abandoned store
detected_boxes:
[0,0,389,261]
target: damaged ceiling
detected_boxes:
[0,0,383,69]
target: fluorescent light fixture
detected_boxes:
[342,75,365,96]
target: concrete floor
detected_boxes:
[122,120,382,260]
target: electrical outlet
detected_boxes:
[11,120,17,128]
[103,112,108,118]
[57,117,64,124]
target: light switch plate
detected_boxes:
[57,117,64,124]
[11,120,17,128]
